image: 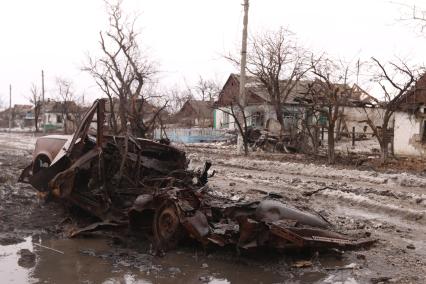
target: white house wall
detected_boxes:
[215,104,276,130]
[215,107,235,130]
[343,107,388,134]
[394,111,426,157]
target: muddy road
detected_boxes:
[1,133,425,283]
[185,143,426,283]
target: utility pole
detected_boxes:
[237,0,249,154]
[8,84,12,132]
[42,70,46,133]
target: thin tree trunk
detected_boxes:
[107,96,118,134]
[118,98,128,134]
[336,107,345,141]
[275,105,285,137]
[312,126,319,154]
[119,130,129,181]
[64,113,68,134]
[380,115,391,164]
[34,109,39,132]
[380,141,388,164]
[327,125,335,164]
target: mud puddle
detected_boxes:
[0,236,368,283]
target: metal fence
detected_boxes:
[154,128,229,143]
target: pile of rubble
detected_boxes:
[19,99,374,253]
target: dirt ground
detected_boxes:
[0,133,425,283]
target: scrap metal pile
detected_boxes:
[19,99,373,252]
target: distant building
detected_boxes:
[213,74,379,137]
[172,100,214,128]
[42,100,81,132]
[393,74,426,157]
[0,104,33,128]
[214,73,308,132]
[104,97,169,132]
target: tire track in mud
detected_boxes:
[191,158,424,215]
[194,155,426,279]
[187,149,425,213]
[209,163,426,225]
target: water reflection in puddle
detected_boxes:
[0,237,34,283]
[0,236,332,283]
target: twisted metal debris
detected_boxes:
[19,99,374,252]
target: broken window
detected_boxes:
[282,108,300,131]
[251,111,264,127]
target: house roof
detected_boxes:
[231,73,313,104]
[397,72,426,112]
[104,97,169,121]
[349,84,379,105]
[175,100,213,119]
[187,100,213,118]
[44,100,80,113]
[0,104,33,117]
[217,73,378,108]
[13,104,33,114]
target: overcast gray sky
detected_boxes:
[0,0,425,107]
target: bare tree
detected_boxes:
[160,85,194,117]
[299,106,323,155]
[227,28,311,135]
[306,58,353,164]
[193,76,221,101]
[362,57,418,164]
[83,0,157,138]
[215,101,250,156]
[400,3,426,31]
[56,77,76,134]
[29,83,42,132]
[84,57,119,134]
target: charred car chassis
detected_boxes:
[19,99,374,252]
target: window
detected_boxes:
[422,120,426,143]
[318,113,328,126]
[282,108,300,131]
[251,111,264,127]
[222,112,229,128]
[57,115,63,123]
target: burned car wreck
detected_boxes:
[19,99,374,253]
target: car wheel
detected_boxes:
[33,155,50,174]
[152,200,184,251]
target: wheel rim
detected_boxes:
[157,206,180,241]
[153,201,183,250]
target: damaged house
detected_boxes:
[394,74,426,157]
[214,74,310,134]
[42,100,82,132]
[214,74,379,138]
[171,99,214,128]
[0,104,33,128]
[155,99,221,143]
[304,83,382,138]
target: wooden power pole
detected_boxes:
[8,84,12,132]
[237,0,249,154]
[42,70,46,133]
